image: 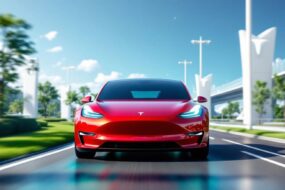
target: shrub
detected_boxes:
[37,120,48,128]
[0,117,40,137]
[39,118,67,122]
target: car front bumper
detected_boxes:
[75,117,209,151]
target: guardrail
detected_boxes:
[211,118,285,127]
[211,78,242,96]
[211,62,285,97]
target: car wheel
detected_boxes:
[191,141,209,160]
[75,147,95,159]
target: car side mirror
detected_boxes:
[194,96,207,103]
[81,96,92,104]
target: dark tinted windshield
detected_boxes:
[97,79,191,100]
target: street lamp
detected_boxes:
[62,66,76,85]
[245,0,253,128]
[178,59,192,86]
[191,36,211,78]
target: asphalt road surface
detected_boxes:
[0,130,285,190]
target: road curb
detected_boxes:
[210,122,285,132]
[0,142,73,166]
[211,128,285,144]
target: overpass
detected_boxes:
[211,61,285,117]
[211,78,243,116]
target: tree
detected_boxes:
[0,14,36,115]
[79,86,90,97]
[65,90,79,117]
[227,101,240,118]
[272,75,285,119]
[8,99,23,114]
[3,86,22,113]
[47,101,60,117]
[252,80,271,123]
[38,81,59,117]
[65,90,80,106]
[273,106,284,119]
[221,107,229,119]
[221,101,240,119]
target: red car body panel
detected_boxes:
[74,99,209,151]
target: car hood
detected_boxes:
[89,100,194,120]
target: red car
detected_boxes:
[74,79,209,159]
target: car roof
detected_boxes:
[106,78,184,84]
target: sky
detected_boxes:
[0,0,285,95]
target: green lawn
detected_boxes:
[0,121,74,161]
[211,126,285,140]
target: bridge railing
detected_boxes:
[211,60,285,96]
[211,78,242,96]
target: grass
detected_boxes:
[211,126,285,140]
[0,121,74,161]
[262,123,285,127]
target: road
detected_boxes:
[0,130,285,190]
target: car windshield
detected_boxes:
[97,80,191,100]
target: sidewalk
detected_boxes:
[210,122,285,132]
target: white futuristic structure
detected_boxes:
[192,36,213,117]
[23,58,39,118]
[239,27,277,124]
[195,74,213,117]
[60,85,71,121]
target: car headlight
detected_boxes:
[179,105,203,118]
[81,105,103,119]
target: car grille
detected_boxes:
[99,142,180,150]
[97,121,187,136]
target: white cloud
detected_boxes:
[36,71,146,94]
[77,59,99,72]
[39,73,63,86]
[62,65,76,71]
[273,57,285,74]
[47,46,63,53]
[69,81,102,93]
[44,31,58,41]
[273,58,285,67]
[53,61,63,67]
[127,73,146,79]
[95,71,121,83]
[214,103,228,114]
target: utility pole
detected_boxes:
[178,60,192,86]
[191,36,211,78]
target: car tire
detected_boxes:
[191,141,209,160]
[75,147,95,159]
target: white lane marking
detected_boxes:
[209,137,215,140]
[212,128,285,144]
[0,144,73,172]
[222,139,285,158]
[242,151,285,168]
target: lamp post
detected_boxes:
[178,60,192,86]
[191,36,211,78]
[62,66,76,86]
[245,0,253,128]
[61,66,75,121]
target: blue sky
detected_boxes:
[1,0,285,94]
